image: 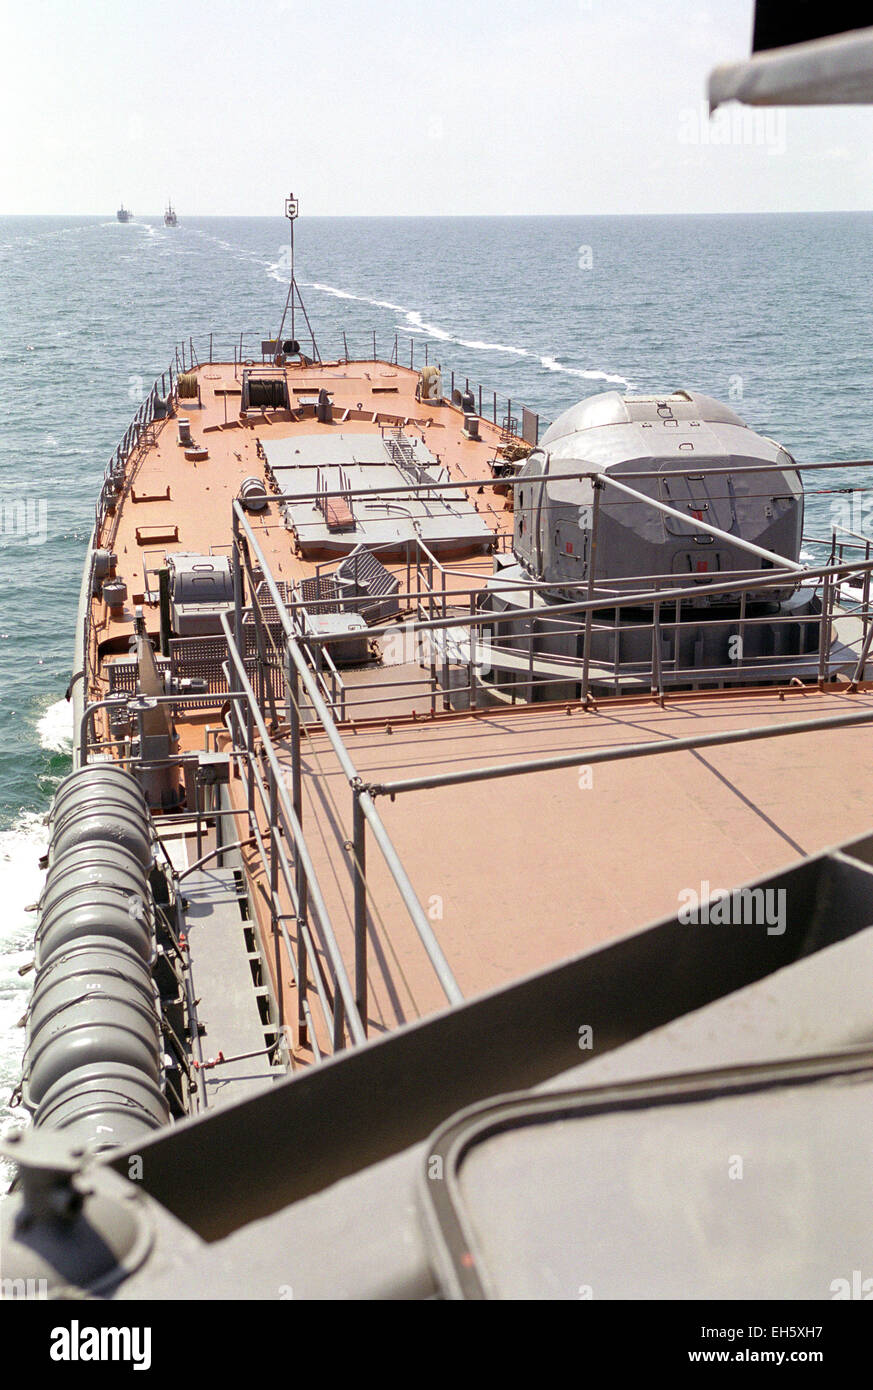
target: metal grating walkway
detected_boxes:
[183,867,282,1107]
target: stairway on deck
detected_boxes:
[183,866,282,1108]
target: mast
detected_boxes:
[273,193,320,363]
[275,192,299,362]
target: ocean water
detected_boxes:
[2,210,873,1152]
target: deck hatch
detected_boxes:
[263,432,492,557]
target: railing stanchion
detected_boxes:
[332,975,345,1051]
[245,700,255,819]
[849,604,873,688]
[818,575,831,687]
[527,587,535,703]
[469,621,476,711]
[353,792,368,1034]
[297,911,309,1049]
[232,507,243,644]
[651,598,663,699]
[581,479,603,707]
[269,764,278,935]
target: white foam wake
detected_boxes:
[0,812,47,1178]
[308,282,408,314]
[402,310,529,357]
[266,261,289,285]
[299,280,631,388]
[196,231,629,389]
[37,697,74,755]
[538,355,630,387]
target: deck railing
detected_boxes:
[223,502,464,1057]
[217,498,873,1066]
[257,454,873,707]
[76,507,873,1069]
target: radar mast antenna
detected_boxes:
[274,192,320,364]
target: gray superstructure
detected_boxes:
[483,390,823,696]
[514,390,803,603]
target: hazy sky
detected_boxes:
[4,0,873,216]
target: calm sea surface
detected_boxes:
[2,210,872,1138]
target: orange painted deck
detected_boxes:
[87,356,515,719]
[222,684,873,1056]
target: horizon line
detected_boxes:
[3,207,873,220]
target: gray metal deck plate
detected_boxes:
[264,432,491,554]
[429,1067,873,1300]
[183,868,280,1107]
[263,433,436,471]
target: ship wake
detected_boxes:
[0,811,47,1190]
[300,279,632,387]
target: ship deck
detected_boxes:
[221,683,873,1057]
[89,356,515,706]
[86,352,873,1070]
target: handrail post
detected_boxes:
[469,620,476,711]
[818,575,831,687]
[849,606,873,688]
[651,598,663,699]
[269,763,279,942]
[285,640,304,848]
[527,586,535,702]
[441,564,450,711]
[332,974,346,1051]
[232,506,243,644]
[245,700,255,819]
[297,913,309,1049]
[285,637,308,1045]
[580,478,603,707]
[353,791,367,1033]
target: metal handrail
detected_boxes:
[280,539,869,706]
[300,555,873,648]
[219,610,367,1049]
[365,703,873,799]
[217,696,335,1053]
[232,501,463,1008]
